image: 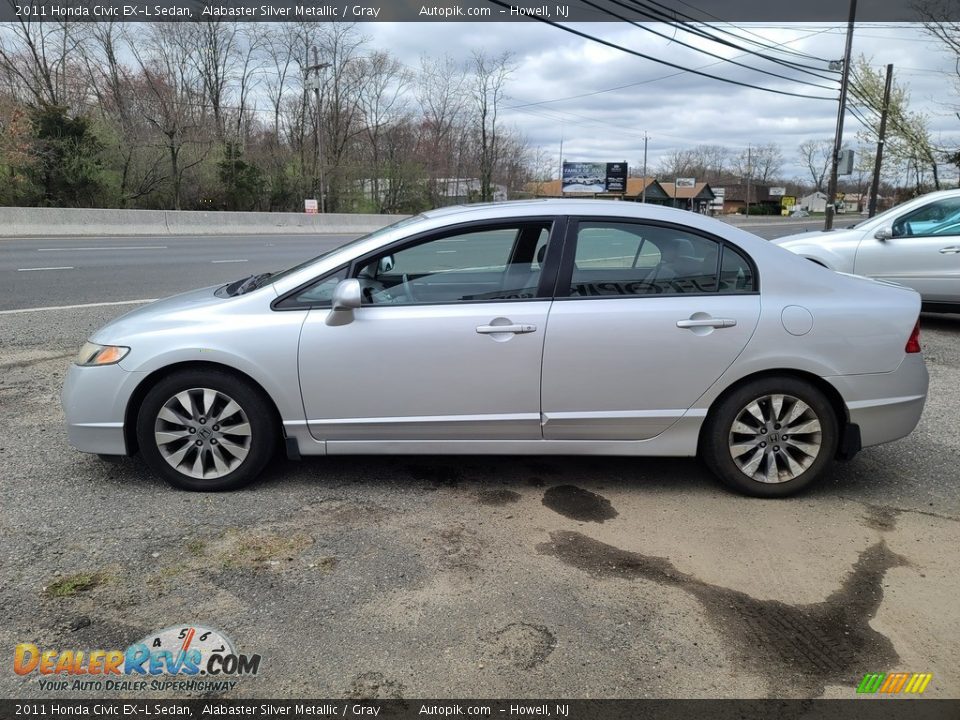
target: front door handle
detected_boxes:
[940,246,960,254]
[677,318,737,329]
[476,323,537,334]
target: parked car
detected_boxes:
[62,200,928,497]
[774,189,960,312]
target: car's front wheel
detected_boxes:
[136,369,277,491]
[701,377,839,498]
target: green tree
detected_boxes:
[26,105,106,207]
[218,142,263,210]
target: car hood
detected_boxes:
[771,227,862,247]
[90,285,229,344]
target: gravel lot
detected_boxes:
[1,301,957,700]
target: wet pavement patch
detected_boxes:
[538,530,908,695]
[483,622,557,670]
[476,489,521,506]
[543,485,618,523]
[863,505,900,532]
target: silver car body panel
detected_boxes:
[773,189,960,305]
[63,199,928,462]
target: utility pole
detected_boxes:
[307,47,331,213]
[868,63,893,218]
[745,144,752,217]
[825,0,858,231]
[641,132,648,203]
[558,127,564,192]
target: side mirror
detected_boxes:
[331,279,362,311]
[874,226,892,242]
[378,255,395,274]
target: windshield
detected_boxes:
[258,214,424,288]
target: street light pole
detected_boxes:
[824,0,858,231]
[307,48,331,213]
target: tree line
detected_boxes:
[0,21,528,213]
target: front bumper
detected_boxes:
[826,353,929,449]
[61,362,145,456]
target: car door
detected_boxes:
[855,195,960,304]
[540,218,761,440]
[292,219,559,442]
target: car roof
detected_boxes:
[419,198,708,223]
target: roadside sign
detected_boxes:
[770,187,786,196]
[304,199,318,214]
[676,177,696,188]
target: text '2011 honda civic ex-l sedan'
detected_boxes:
[62,200,928,497]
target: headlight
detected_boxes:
[75,342,130,366]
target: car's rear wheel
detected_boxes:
[136,369,277,491]
[702,377,838,498]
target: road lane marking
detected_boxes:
[0,299,158,315]
[211,259,248,263]
[37,246,168,251]
[17,266,74,272]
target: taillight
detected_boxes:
[905,320,921,354]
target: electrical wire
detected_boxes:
[614,0,839,77]
[574,0,838,90]
[504,25,842,111]
[484,0,837,100]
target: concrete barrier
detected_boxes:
[0,207,405,237]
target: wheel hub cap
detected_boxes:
[154,388,252,480]
[728,393,822,484]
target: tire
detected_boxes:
[136,369,277,491]
[701,376,839,498]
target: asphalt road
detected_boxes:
[0,219,844,312]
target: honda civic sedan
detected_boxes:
[62,200,928,497]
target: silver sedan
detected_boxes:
[774,189,960,313]
[62,200,928,497]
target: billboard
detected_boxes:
[562,162,628,193]
[675,177,696,188]
[769,187,786,197]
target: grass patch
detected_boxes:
[44,572,106,598]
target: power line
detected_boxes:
[484,0,837,101]
[504,25,842,111]
[574,0,838,90]
[616,0,838,78]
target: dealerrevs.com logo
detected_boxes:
[13,625,261,692]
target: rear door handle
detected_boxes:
[940,246,960,254]
[476,324,537,334]
[676,318,737,329]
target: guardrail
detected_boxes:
[0,207,404,237]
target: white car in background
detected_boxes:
[774,189,960,313]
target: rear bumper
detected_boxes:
[826,354,929,449]
[61,363,145,456]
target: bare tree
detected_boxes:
[126,23,211,210]
[469,50,515,202]
[798,139,833,192]
[417,54,468,205]
[357,51,412,211]
[731,143,783,185]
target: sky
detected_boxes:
[365,21,960,183]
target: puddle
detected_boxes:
[542,485,618,523]
[538,530,907,695]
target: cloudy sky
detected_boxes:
[366,21,960,182]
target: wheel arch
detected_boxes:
[698,368,849,456]
[123,360,284,455]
